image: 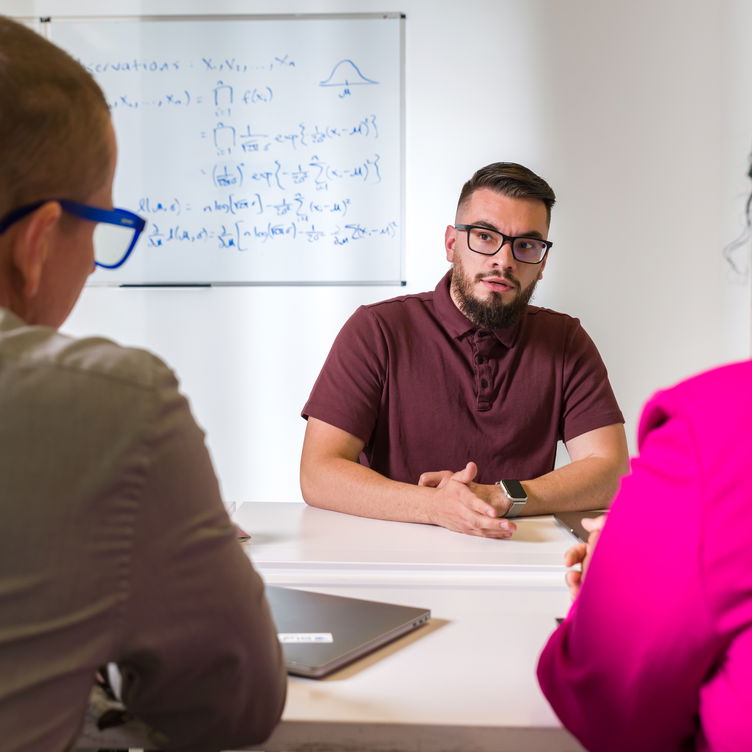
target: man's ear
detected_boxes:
[11,201,62,299]
[537,255,548,281]
[445,224,457,263]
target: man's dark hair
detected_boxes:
[457,162,556,224]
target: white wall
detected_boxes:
[7,0,751,501]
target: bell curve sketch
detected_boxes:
[320,59,379,98]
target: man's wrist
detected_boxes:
[490,482,511,516]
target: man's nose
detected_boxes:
[491,239,516,269]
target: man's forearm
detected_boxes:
[301,418,518,537]
[302,454,624,521]
[520,455,626,515]
[301,455,439,524]
[301,455,515,538]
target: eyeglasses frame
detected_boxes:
[0,199,146,269]
[454,223,553,265]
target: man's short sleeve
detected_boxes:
[302,306,387,444]
[559,322,624,442]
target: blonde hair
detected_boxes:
[0,17,112,217]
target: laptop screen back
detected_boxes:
[265,586,431,678]
[554,510,607,542]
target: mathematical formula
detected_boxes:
[54,15,403,281]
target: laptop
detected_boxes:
[553,510,607,542]
[265,585,431,679]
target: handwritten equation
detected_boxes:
[138,191,353,221]
[210,114,379,154]
[55,16,403,282]
[146,218,398,252]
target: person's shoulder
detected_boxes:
[683,359,752,389]
[348,289,436,329]
[6,324,174,392]
[360,289,435,315]
[525,305,581,326]
[652,360,752,409]
[641,360,752,439]
[522,306,587,343]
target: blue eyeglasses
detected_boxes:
[0,199,146,269]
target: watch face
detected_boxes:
[501,479,527,501]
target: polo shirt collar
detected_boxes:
[433,270,522,348]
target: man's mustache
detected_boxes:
[474,270,520,290]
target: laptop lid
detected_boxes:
[265,586,431,679]
[554,510,607,543]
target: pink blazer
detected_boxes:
[538,360,752,752]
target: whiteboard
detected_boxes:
[48,15,404,285]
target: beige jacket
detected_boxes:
[0,309,286,751]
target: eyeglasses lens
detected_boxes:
[92,222,135,268]
[512,238,547,263]
[467,227,500,254]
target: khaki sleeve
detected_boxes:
[116,362,286,751]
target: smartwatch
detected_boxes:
[498,479,528,517]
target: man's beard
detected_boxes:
[450,259,538,330]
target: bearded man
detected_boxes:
[301,162,627,538]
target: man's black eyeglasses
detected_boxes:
[454,224,552,264]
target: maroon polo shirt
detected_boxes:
[302,271,624,484]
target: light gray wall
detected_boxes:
[8,0,752,501]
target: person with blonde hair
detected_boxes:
[0,17,285,751]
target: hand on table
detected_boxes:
[564,515,606,600]
[418,461,516,539]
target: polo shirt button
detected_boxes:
[481,378,488,388]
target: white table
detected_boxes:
[77,502,585,751]
[240,501,578,581]
[242,502,583,752]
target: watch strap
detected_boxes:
[504,498,526,518]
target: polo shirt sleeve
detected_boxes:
[302,305,386,445]
[559,321,624,442]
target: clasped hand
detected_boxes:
[417,461,516,539]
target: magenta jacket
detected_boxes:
[538,360,752,752]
